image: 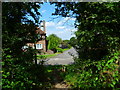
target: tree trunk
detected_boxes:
[34,43,37,65]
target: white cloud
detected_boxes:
[45,17,76,40]
[63,17,70,21]
[56,26,66,29]
[41,10,46,13]
[56,31,64,34]
[57,21,64,25]
[70,18,76,21]
[71,28,77,32]
[65,28,71,31]
[63,17,76,21]
[46,21,55,27]
[71,34,76,37]
[57,18,69,25]
[57,17,76,26]
[46,30,64,37]
[64,28,76,32]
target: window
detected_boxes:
[36,44,42,49]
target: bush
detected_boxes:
[2,52,47,89]
[56,48,63,53]
[51,48,57,53]
[64,51,120,89]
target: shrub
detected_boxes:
[56,48,63,53]
[64,51,120,89]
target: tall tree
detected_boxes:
[51,2,120,89]
[52,2,120,61]
[61,40,71,49]
[69,37,77,48]
[47,34,62,50]
[2,2,44,89]
[2,2,41,58]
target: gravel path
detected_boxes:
[44,47,78,65]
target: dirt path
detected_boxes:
[50,67,70,89]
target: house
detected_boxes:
[23,20,48,52]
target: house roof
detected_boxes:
[36,27,46,34]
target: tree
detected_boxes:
[47,34,62,50]
[60,40,71,49]
[52,2,120,89]
[69,37,77,48]
[52,2,120,61]
[2,2,42,60]
[2,2,46,89]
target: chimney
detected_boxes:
[43,20,46,33]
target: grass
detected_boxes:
[62,48,70,52]
[37,54,57,59]
[37,48,70,59]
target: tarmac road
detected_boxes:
[43,47,78,65]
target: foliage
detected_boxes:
[2,2,120,89]
[2,53,48,89]
[44,65,68,86]
[52,2,120,89]
[56,48,64,53]
[2,2,49,89]
[64,51,120,89]
[37,48,69,59]
[37,54,57,59]
[69,37,77,48]
[47,34,62,50]
[53,2,120,61]
[60,40,71,49]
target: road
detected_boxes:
[43,47,78,65]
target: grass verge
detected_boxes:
[37,54,57,59]
[37,48,70,59]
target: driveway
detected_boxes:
[43,47,78,65]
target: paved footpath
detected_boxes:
[43,47,78,65]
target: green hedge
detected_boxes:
[64,51,120,89]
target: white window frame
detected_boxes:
[36,44,42,49]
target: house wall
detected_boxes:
[36,40,46,52]
[27,43,34,48]
[27,40,47,52]
[26,20,47,53]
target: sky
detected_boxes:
[34,3,77,40]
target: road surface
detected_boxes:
[43,47,78,65]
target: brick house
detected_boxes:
[23,20,48,52]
